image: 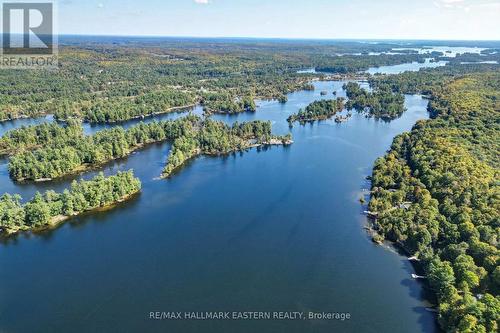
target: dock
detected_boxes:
[363,210,378,218]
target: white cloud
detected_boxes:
[97,3,104,8]
[194,0,210,4]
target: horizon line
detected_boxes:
[54,33,500,42]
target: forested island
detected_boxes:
[162,119,292,177]
[368,69,499,332]
[287,99,345,124]
[202,94,257,114]
[0,171,141,235]
[343,82,406,120]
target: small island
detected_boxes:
[202,94,257,114]
[287,98,345,125]
[343,82,406,120]
[0,171,141,235]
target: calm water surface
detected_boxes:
[298,58,448,75]
[365,58,448,75]
[0,81,438,332]
[391,46,486,57]
[0,108,204,138]
[0,108,204,198]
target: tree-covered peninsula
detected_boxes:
[287,99,345,125]
[343,82,406,120]
[0,121,83,156]
[7,117,198,181]
[368,71,499,333]
[162,119,292,177]
[5,115,291,181]
[54,89,196,123]
[0,171,141,235]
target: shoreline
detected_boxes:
[0,191,140,237]
[13,140,167,183]
[82,103,198,124]
[160,137,293,179]
[52,103,198,124]
[0,114,30,123]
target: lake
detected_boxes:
[0,80,439,332]
[391,46,486,57]
[298,57,448,75]
[365,58,448,75]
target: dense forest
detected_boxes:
[201,93,257,114]
[53,89,196,123]
[368,71,499,332]
[438,51,500,66]
[163,119,292,177]
[0,121,83,156]
[0,171,141,235]
[343,82,406,120]
[0,39,469,123]
[0,42,309,122]
[367,63,499,96]
[5,115,289,181]
[8,116,198,181]
[287,99,345,124]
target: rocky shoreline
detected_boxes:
[0,191,140,237]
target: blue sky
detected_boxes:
[57,0,500,40]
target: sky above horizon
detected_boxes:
[56,0,500,40]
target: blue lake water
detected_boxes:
[365,58,448,75]
[391,46,486,57]
[0,108,204,138]
[0,80,439,332]
[297,58,448,75]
